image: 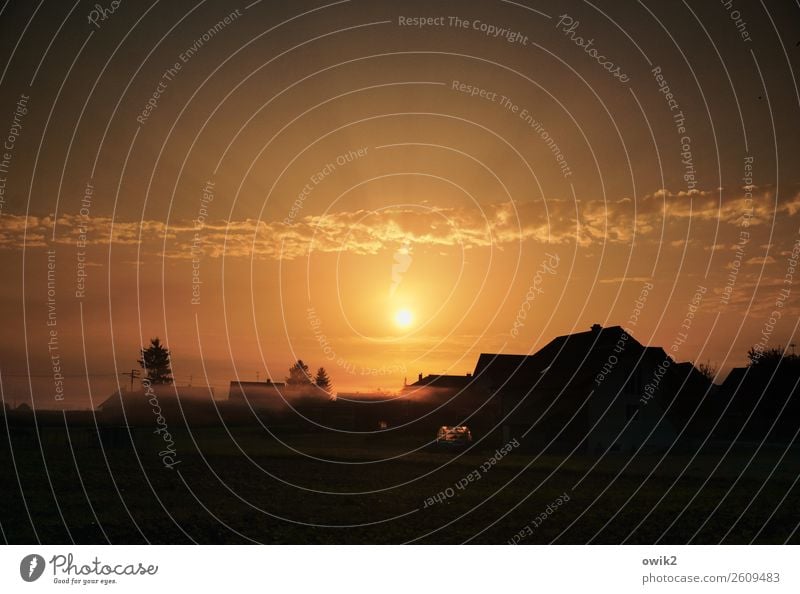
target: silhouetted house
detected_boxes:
[399,371,494,429]
[472,324,712,453]
[228,380,331,413]
[303,392,409,431]
[404,373,474,391]
[228,379,286,407]
[229,385,405,431]
[97,385,217,424]
[715,359,800,443]
[401,372,480,404]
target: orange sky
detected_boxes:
[1,0,799,407]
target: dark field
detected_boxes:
[1,425,798,544]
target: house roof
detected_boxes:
[474,325,650,390]
[406,374,474,389]
[719,367,748,392]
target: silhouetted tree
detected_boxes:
[286,360,313,385]
[138,337,173,384]
[747,346,800,369]
[696,361,717,382]
[315,367,333,395]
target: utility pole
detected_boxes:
[121,369,140,392]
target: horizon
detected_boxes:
[3,321,762,411]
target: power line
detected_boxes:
[0,373,121,378]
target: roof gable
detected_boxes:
[474,326,655,391]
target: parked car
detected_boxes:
[436,425,472,448]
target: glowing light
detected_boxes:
[394,308,413,328]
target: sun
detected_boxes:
[394,308,414,328]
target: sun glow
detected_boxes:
[394,308,414,328]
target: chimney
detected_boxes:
[591,324,602,333]
[418,372,423,382]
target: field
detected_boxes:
[1,425,798,544]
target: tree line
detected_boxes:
[286,359,333,394]
[137,338,334,395]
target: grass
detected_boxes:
[1,426,798,544]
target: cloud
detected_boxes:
[745,256,776,265]
[598,276,653,284]
[0,205,563,259]
[646,186,800,226]
[1,184,797,260]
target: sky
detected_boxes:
[0,0,799,407]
